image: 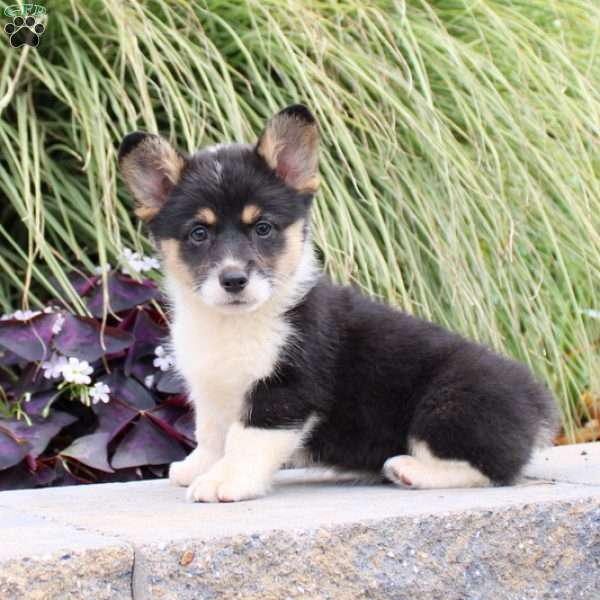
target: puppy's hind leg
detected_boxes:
[382,440,491,489]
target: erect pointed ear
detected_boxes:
[255,105,319,194]
[118,132,185,221]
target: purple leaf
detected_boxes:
[0,426,29,470]
[111,416,186,469]
[0,411,77,458]
[87,273,158,317]
[173,411,196,443]
[165,393,189,408]
[128,359,156,385]
[33,463,57,486]
[11,364,55,399]
[52,271,98,297]
[147,404,189,443]
[61,432,114,473]
[23,390,62,418]
[156,369,186,394]
[0,313,57,361]
[92,399,137,441]
[100,370,156,410]
[0,347,21,366]
[54,314,134,362]
[124,310,168,375]
[0,463,37,491]
[54,458,91,486]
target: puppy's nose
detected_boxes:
[219,268,248,293]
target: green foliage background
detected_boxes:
[1,0,599,438]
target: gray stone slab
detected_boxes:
[2,466,600,599]
[0,470,598,544]
[0,507,132,600]
[525,441,600,485]
[134,496,600,600]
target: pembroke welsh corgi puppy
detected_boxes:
[118,105,557,502]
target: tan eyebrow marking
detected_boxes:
[196,208,217,225]
[241,204,261,225]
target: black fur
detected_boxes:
[118,131,149,161]
[120,105,558,487]
[246,281,557,483]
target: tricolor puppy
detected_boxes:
[118,105,557,502]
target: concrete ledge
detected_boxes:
[0,444,599,599]
[0,507,132,600]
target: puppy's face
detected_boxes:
[118,106,319,313]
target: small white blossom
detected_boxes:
[52,313,65,335]
[141,255,160,270]
[42,353,69,379]
[89,382,111,404]
[581,308,600,321]
[1,309,42,321]
[153,345,175,372]
[144,374,155,389]
[120,248,160,274]
[61,357,93,384]
[94,263,112,275]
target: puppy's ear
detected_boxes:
[118,132,185,221]
[256,105,319,193]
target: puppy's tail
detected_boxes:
[533,389,560,449]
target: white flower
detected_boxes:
[94,263,112,275]
[89,382,111,404]
[120,248,160,274]
[1,309,42,321]
[61,357,93,384]
[141,255,160,271]
[153,345,175,371]
[144,374,155,389]
[52,313,65,335]
[581,308,600,321]
[42,353,69,379]
[15,309,42,320]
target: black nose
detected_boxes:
[219,269,248,293]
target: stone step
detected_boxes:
[0,443,599,599]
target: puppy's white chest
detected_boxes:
[172,305,291,415]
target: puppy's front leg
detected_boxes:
[186,422,306,503]
[169,409,225,487]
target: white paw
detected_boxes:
[383,455,423,488]
[186,464,268,503]
[169,449,219,487]
[169,460,198,487]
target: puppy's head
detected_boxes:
[118,105,319,314]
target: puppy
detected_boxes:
[118,105,558,502]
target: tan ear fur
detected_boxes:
[256,106,319,193]
[119,133,185,221]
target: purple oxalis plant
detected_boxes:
[0,257,194,491]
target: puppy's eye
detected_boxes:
[255,221,272,237]
[189,225,208,243]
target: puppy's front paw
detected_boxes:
[169,460,198,487]
[169,448,219,487]
[186,464,268,503]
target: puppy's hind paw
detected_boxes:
[383,455,420,488]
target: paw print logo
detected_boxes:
[4,16,45,48]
